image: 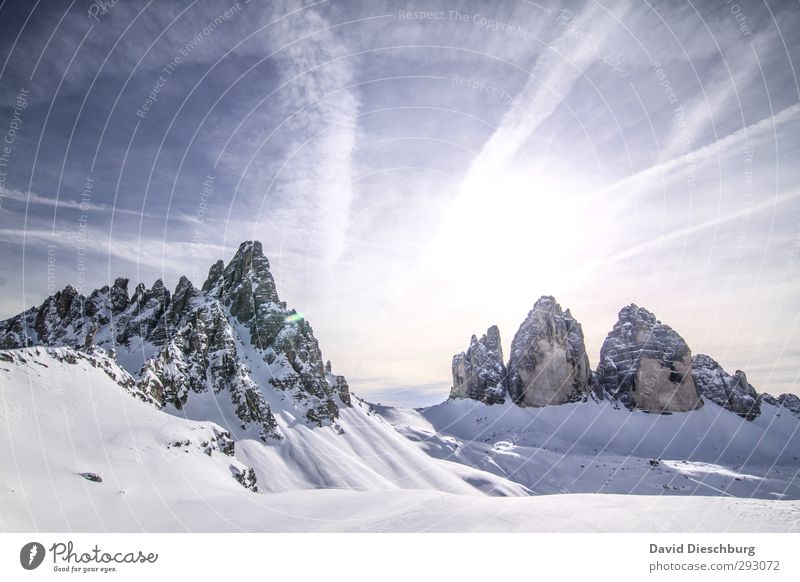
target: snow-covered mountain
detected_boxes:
[0,242,526,530]
[2,347,795,531]
[1,244,799,532]
[413,296,800,500]
[0,343,522,495]
[1,241,352,441]
[377,397,800,499]
[0,346,260,531]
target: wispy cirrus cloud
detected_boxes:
[0,225,229,287]
[589,101,800,202]
[456,1,630,193]
[2,0,800,404]
[0,188,163,218]
[212,0,361,269]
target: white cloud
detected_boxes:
[0,188,156,218]
[589,101,800,202]
[457,2,630,194]
[213,1,360,268]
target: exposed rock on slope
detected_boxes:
[0,346,271,517]
[691,354,760,420]
[762,393,800,417]
[507,296,592,407]
[450,325,507,404]
[0,345,156,405]
[0,241,350,440]
[596,304,702,413]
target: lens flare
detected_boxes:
[284,312,304,323]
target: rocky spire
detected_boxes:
[506,296,591,407]
[33,285,86,345]
[596,304,702,413]
[148,276,198,346]
[170,276,197,316]
[692,354,760,420]
[145,279,170,308]
[450,325,507,404]
[201,260,224,293]
[110,278,130,313]
[205,241,279,318]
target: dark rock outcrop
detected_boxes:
[507,296,591,407]
[231,466,259,492]
[596,304,702,413]
[450,325,507,404]
[692,354,760,420]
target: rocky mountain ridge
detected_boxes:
[0,241,351,440]
[1,249,797,506]
[450,296,796,421]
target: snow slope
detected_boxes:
[6,487,797,532]
[1,347,797,532]
[199,327,526,496]
[0,347,257,532]
[0,347,524,532]
[377,398,800,499]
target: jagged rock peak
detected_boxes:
[618,303,658,326]
[450,325,507,404]
[597,303,702,413]
[131,278,170,310]
[0,240,352,436]
[692,354,760,420]
[55,284,82,314]
[0,242,350,435]
[225,241,275,290]
[109,278,130,313]
[131,282,147,302]
[507,296,592,407]
[202,260,225,293]
[175,275,193,292]
[203,241,271,287]
[203,241,280,319]
[199,241,349,426]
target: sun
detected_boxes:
[426,164,585,287]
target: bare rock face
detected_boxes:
[692,354,760,420]
[507,296,591,407]
[450,325,507,404]
[597,304,702,413]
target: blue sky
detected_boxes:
[0,0,799,406]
